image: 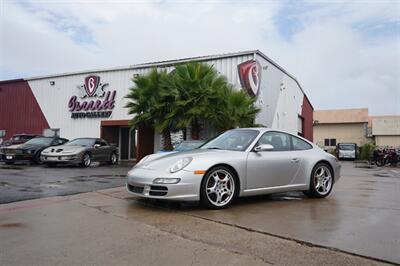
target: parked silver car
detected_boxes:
[41,138,118,167]
[127,128,341,209]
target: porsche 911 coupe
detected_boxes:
[127,128,341,209]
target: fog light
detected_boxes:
[153,178,181,184]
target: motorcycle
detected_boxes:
[372,148,399,167]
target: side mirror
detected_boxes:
[254,144,274,152]
[94,144,101,148]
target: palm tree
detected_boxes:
[168,62,231,139]
[221,89,260,130]
[125,69,177,150]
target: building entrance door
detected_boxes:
[101,120,136,161]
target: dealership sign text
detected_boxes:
[68,75,116,119]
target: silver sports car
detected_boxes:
[127,128,341,209]
[41,138,118,167]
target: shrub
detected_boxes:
[360,143,375,160]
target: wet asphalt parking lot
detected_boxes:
[0,161,399,265]
[0,161,131,203]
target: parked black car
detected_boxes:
[1,136,69,164]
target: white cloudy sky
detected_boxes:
[0,0,399,115]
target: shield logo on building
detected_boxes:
[84,75,100,97]
[238,60,262,97]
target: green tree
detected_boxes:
[125,68,177,150]
[218,88,260,131]
[168,62,256,139]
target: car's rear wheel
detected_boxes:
[108,152,118,165]
[305,163,333,198]
[80,153,91,168]
[200,166,238,209]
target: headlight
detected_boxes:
[169,157,192,173]
[153,178,181,184]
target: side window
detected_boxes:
[52,138,64,146]
[291,136,312,150]
[100,140,108,146]
[257,131,291,151]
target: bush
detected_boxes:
[360,143,375,160]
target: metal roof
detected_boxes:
[0,49,312,108]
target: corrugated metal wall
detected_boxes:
[0,79,49,140]
[27,54,255,142]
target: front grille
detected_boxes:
[149,185,168,196]
[4,149,16,154]
[127,184,144,194]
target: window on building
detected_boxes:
[298,116,304,136]
[0,130,5,138]
[330,138,336,146]
[324,138,337,146]
[324,139,330,146]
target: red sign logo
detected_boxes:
[238,60,261,97]
[84,75,100,97]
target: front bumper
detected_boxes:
[126,167,201,201]
[3,153,34,162]
[41,154,81,164]
[333,162,342,183]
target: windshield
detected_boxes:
[200,129,259,151]
[25,137,54,145]
[339,144,355,151]
[65,138,95,146]
[175,141,204,151]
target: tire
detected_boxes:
[80,153,92,168]
[200,166,239,209]
[375,159,385,167]
[304,162,334,198]
[108,152,118,165]
[33,152,43,164]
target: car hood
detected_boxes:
[4,143,45,150]
[43,145,85,154]
[136,149,236,171]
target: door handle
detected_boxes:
[291,158,300,163]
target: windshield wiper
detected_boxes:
[206,147,222,150]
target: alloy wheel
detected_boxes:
[314,165,332,195]
[205,169,235,207]
[83,154,91,167]
[111,153,117,164]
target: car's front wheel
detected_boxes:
[80,153,92,168]
[200,166,238,209]
[108,152,118,165]
[305,163,333,198]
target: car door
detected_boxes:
[246,131,301,189]
[92,139,104,161]
[98,139,110,161]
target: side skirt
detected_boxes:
[240,184,307,197]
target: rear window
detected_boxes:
[291,136,313,150]
[338,144,355,151]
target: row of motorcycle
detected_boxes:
[371,148,400,167]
